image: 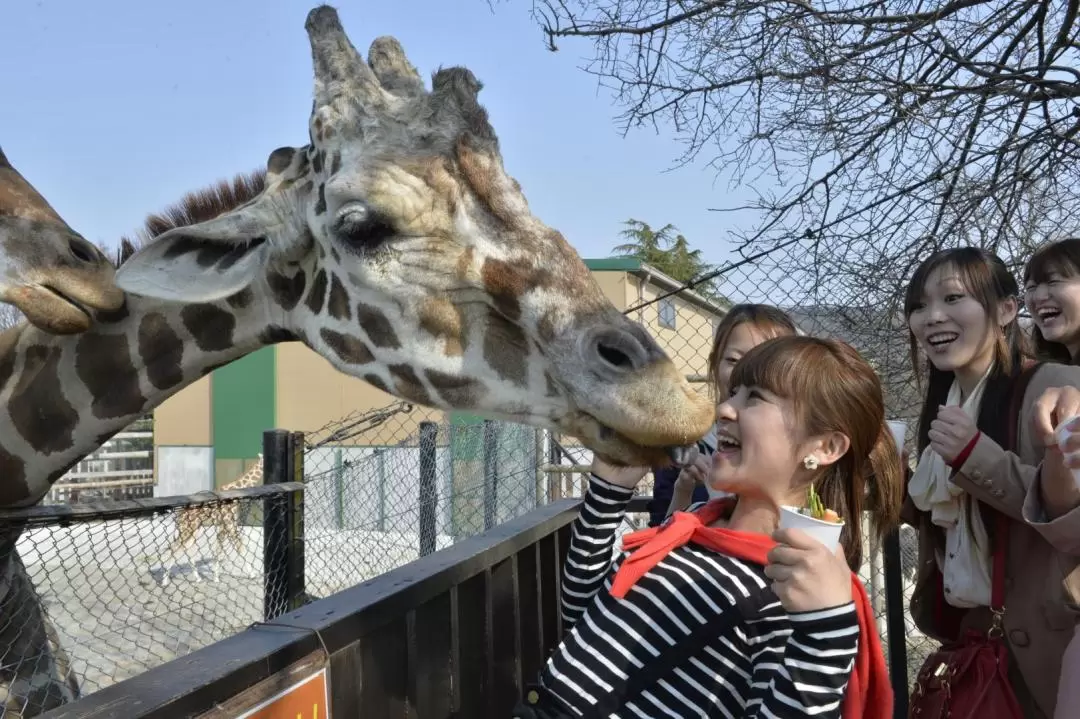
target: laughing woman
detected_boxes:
[903,247,1080,718]
[513,335,899,719]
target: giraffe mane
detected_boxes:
[117,169,268,266]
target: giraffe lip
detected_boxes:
[39,284,92,319]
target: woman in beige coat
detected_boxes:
[1022,238,1080,719]
[903,246,1080,718]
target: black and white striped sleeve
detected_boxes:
[560,474,633,628]
[746,602,860,718]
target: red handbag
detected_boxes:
[908,363,1041,719]
[908,512,1022,718]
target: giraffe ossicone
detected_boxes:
[115,4,714,466]
[0,146,124,334]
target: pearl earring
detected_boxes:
[802,455,819,471]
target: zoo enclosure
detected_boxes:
[38,430,915,718]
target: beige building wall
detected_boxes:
[154,374,212,445]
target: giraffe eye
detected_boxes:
[333,204,396,250]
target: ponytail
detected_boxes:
[812,420,904,571]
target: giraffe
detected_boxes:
[0,6,713,715]
[154,455,264,588]
[0,146,125,334]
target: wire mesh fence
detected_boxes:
[0,485,299,716]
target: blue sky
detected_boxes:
[1,0,753,266]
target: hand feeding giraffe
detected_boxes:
[154,455,264,588]
[0,6,713,715]
[0,146,124,334]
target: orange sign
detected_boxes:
[235,668,330,719]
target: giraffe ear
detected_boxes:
[115,206,274,303]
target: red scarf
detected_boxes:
[610,499,892,719]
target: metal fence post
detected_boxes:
[483,419,498,531]
[418,421,438,557]
[262,429,305,621]
[883,529,909,717]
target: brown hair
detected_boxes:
[707,304,797,397]
[1023,237,1080,363]
[903,247,1030,454]
[730,335,904,569]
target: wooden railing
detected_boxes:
[39,493,582,718]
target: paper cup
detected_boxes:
[1054,416,1080,489]
[778,506,844,551]
[886,420,907,456]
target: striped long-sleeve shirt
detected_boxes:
[537,475,860,718]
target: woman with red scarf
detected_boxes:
[513,336,900,718]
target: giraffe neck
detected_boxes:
[0,274,300,507]
[225,458,264,491]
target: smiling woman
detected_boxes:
[1024,238,1080,364]
[902,246,1080,718]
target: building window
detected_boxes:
[658,298,677,329]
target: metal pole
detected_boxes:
[483,420,498,531]
[418,422,438,557]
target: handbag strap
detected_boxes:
[990,360,1042,612]
[582,584,776,718]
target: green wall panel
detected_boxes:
[212,346,276,460]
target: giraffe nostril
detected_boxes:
[68,236,99,265]
[589,327,648,375]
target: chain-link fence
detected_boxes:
[0,484,299,717]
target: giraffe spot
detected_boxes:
[10,345,78,453]
[481,258,530,322]
[330,151,342,176]
[389,364,432,406]
[267,146,296,175]
[0,449,29,505]
[139,313,184,391]
[320,329,374,365]
[545,372,559,398]
[0,348,14,394]
[425,370,482,407]
[75,333,148,419]
[96,298,130,325]
[317,244,326,260]
[259,326,299,345]
[305,269,328,314]
[295,152,311,176]
[226,288,254,309]
[417,297,465,356]
[483,310,528,387]
[314,184,327,215]
[298,179,315,197]
[364,373,391,394]
[162,236,204,261]
[181,304,236,352]
[267,269,307,311]
[330,247,341,264]
[298,227,317,254]
[357,303,400,348]
[538,311,559,343]
[327,274,352,321]
[312,150,324,174]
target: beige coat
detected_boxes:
[904,362,1080,718]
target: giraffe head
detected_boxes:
[114,5,713,465]
[0,146,125,334]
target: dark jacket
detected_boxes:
[646,465,708,527]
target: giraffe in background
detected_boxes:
[154,455,264,587]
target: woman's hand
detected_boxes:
[676,453,712,490]
[928,406,978,463]
[765,529,852,613]
[591,456,650,489]
[1032,386,1080,446]
[1034,402,1080,519]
